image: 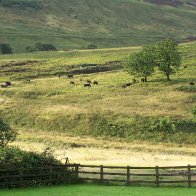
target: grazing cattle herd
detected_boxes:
[0,72,195,89]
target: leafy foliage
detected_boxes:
[176,85,196,92]
[126,45,157,81]
[191,107,196,120]
[0,0,42,9]
[26,43,57,52]
[146,117,176,133]
[0,44,13,54]
[0,147,60,169]
[87,44,98,49]
[156,38,182,80]
[0,119,17,147]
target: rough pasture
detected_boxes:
[0,41,195,151]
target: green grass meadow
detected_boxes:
[0,41,196,146]
[1,185,196,196]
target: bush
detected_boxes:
[0,43,13,54]
[176,86,196,92]
[0,147,78,187]
[0,119,17,147]
[0,147,60,169]
[147,117,176,133]
[26,43,57,52]
[35,43,57,51]
[0,0,42,9]
[87,44,98,49]
[25,46,34,53]
[191,107,196,120]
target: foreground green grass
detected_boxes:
[1,185,196,196]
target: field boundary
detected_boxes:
[71,164,196,188]
[0,164,196,188]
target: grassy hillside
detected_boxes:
[0,0,196,52]
[0,41,196,146]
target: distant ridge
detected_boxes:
[0,0,195,53]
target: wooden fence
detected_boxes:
[73,164,196,187]
[0,164,196,188]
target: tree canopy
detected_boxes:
[126,38,181,81]
[126,45,157,82]
[0,44,13,54]
[0,119,17,147]
[156,38,181,80]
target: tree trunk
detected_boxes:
[145,76,147,82]
[166,64,170,81]
[166,73,170,81]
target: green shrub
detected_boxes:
[176,86,196,92]
[0,147,60,169]
[87,44,97,49]
[191,107,196,120]
[0,119,17,147]
[0,147,78,187]
[146,117,176,133]
[0,43,12,54]
[0,0,42,9]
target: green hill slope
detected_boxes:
[0,0,196,53]
[0,42,196,145]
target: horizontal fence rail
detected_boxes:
[70,164,196,188]
[0,164,196,188]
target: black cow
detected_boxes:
[70,81,75,85]
[67,74,74,78]
[126,83,132,87]
[84,83,91,87]
[184,66,188,69]
[190,82,195,86]
[5,81,11,86]
[93,81,98,85]
[141,78,145,83]
[86,80,92,84]
[122,84,127,88]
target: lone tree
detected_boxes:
[126,45,156,82]
[0,119,17,147]
[0,44,13,54]
[156,38,181,81]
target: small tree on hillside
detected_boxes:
[35,43,56,51]
[0,44,13,54]
[0,119,17,147]
[156,38,181,81]
[126,45,156,82]
[87,44,97,49]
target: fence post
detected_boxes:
[19,168,23,188]
[155,166,160,187]
[75,164,79,179]
[127,166,130,185]
[100,165,104,183]
[187,165,191,188]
